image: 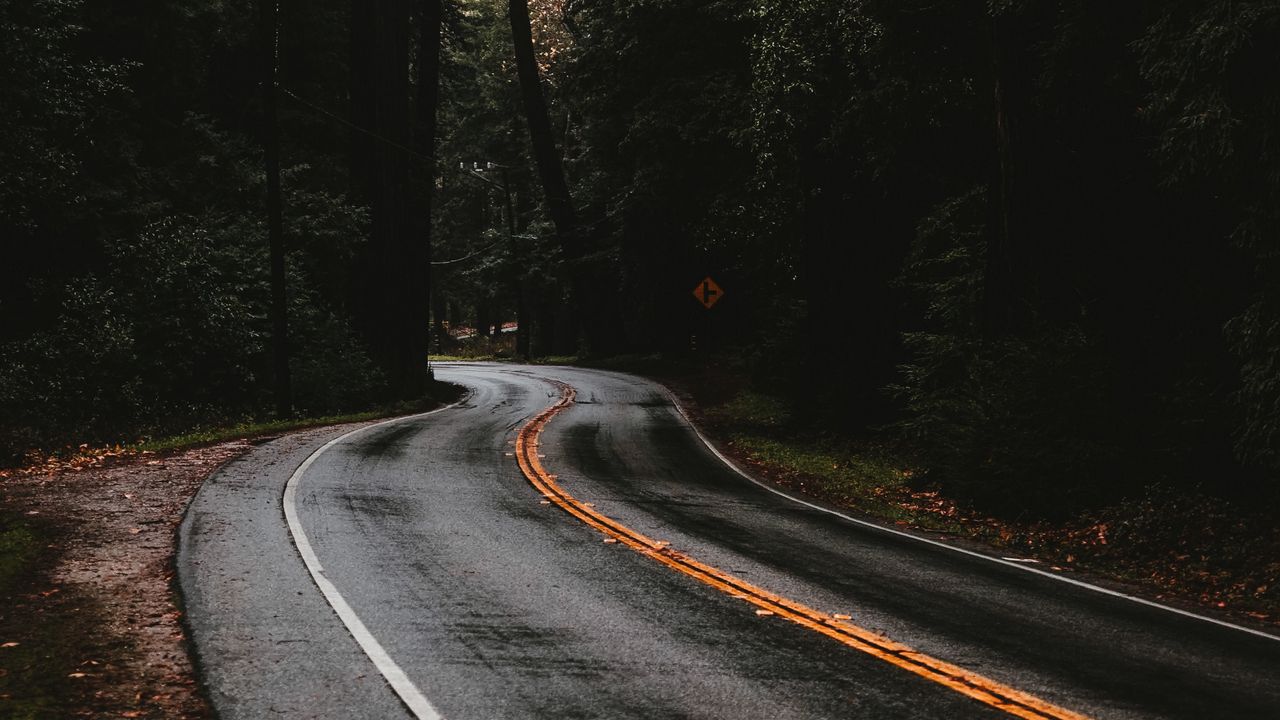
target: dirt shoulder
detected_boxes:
[0,379,466,718]
[0,420,439,718]
[0,441,252,719]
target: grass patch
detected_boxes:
[533,355,579,366]
[704,390,791,430]
[430,354,496,362]
[725,432,960,531]
[140,408,403,453]
[430,332,516,362]
[695,388,949,528]
[138,381,466,454]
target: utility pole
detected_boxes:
[500,166,530,360]
[462,162,530,359]
[416,0,443,379]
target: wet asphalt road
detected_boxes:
[178,363,1280,719]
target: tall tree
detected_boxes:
[351,0,426,397]
[258,0,292,415]
[508,0,587,353]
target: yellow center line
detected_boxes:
[515,380,1092,720]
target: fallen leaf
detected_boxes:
[129,528,142,535]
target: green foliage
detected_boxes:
[562,0,757,352]
[894,191,1123,516]
[704,391,792,431]
[0,0,131,232]
[0,217,259,457]
[1136,2,1280,186]
[0,169,382,458]
[898,327,1118,516]
[0,0,388,462]
[1228,300,1280,474]
[289,287,387,412]
[1139,1,1280,479]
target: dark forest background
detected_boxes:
[3,0,1279,519]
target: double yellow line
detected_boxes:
[515,380,1090,720]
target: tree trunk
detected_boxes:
[508,0,579,252]
[351,0,420,398]
[349,0,375,202]
[502,167,530,360]
[378,0,418,396]
[258,0,291,416]
[508,0,591,354]
[476,300,492,340]
[431,286,447,353]
[983,9,1023,338]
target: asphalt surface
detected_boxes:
[178,363,1280,719]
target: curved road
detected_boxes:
[178,363,1280,719]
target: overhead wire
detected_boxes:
[431,240,501,266]
[278,85,434,163]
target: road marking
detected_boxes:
[447,361,1280,644]
[284,401,467,720]
[659,387,1280,645]
[515,380,1090,720]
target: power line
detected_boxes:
[278,85,434,162]
[431,240,501,265]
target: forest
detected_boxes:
[2,0,1279,522]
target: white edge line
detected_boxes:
[658,388,1280,644]
[283,398,469,720]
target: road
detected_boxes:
[178,363,1280,719]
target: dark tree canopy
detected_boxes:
[3,0,1280,519]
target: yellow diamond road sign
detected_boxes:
[692,276,723,309]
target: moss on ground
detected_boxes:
[0,513,88,719]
